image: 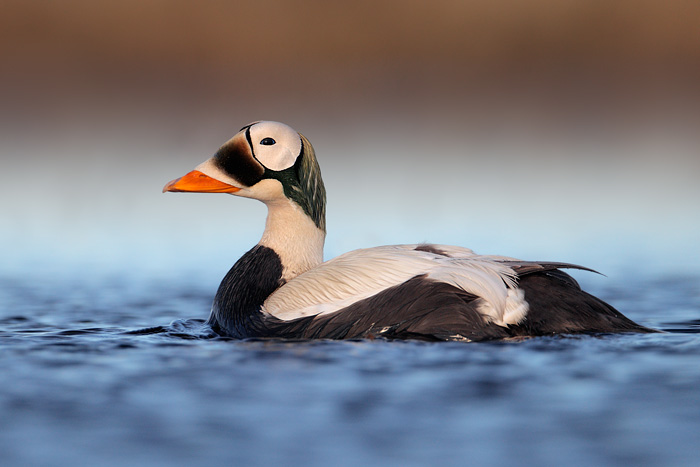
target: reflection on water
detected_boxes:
[1,269,699,466]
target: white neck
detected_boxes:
[259,198,325,282]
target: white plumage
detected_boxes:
[262,244,528,326]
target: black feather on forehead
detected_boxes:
[213,134,265,187]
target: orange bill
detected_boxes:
[163,170,241,193]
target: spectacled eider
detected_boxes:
[163,121,654,341]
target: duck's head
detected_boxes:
[164,121,326,231]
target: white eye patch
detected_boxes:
[249,121,302,171]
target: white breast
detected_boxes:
[261,244,528,326]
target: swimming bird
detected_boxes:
[163,121,653,341]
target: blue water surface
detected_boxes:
[1,268,699,466]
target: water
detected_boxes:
[1,269,699,466]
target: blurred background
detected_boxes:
[2,0,699,283]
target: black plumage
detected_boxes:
[507,271,652,336]
[213,135,265,187]
[208,245,284,338]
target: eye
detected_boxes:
[260,137,276,146]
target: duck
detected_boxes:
[163,120,654,341]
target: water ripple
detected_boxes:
[1,273,699,466]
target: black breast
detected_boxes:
[209,245,284,337]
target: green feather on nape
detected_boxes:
[295,133,326,231]
[272,133,326,232]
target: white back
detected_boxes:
[262,244,530,327]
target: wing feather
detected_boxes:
[262,244,520,322]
